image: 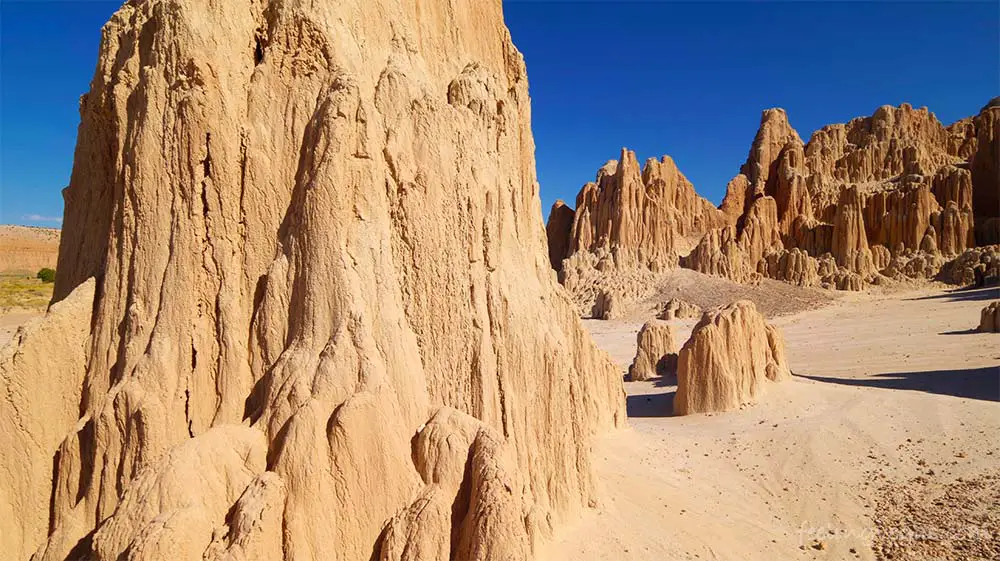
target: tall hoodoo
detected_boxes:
[2,1,625,560]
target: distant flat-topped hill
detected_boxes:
[0,225,60,274]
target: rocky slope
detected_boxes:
[0,1,625,560]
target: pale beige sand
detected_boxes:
[546,285,1000,561]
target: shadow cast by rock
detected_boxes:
[799,365,1000,402]
[938,328,981,335]
[626,390,675,417]
[906,285,1000,303]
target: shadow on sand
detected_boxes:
[626,390,675,417]
[938,328,980,335]
[905,284,1000,303]
[799,365,1000,402]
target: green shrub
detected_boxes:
[36,268,56,283]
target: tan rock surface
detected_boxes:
[3,1,625,559]
[686,102,998,292]
[0,279,94,561]
[762,248,819,287]
[979,301,1000,332]
[556,101,996,298]
[674,300,790,415]
[831,186,877,278]
[627,320,677,381]
[656,297,701,321]
[552,149,727,274]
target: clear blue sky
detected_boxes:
[2,1,997,226]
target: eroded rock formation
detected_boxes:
[546,149,730,312]
[560,150,727,272]
[979,302,1000,333]
[546,200,575,270]
[548,101,998,306]
[674,301,790,415]
[0,280,94,560]
[685,102,999,291]
[2,2,625,560]
[656,298,701,321]
[627,320,678,381]
[938,245,1000,286]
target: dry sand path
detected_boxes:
[545,285,1000,561]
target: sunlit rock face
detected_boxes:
[689,102,998,290]
[1,1,626,560]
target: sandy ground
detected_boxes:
[544,284,1000,561]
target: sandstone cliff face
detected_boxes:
[551,101,996,303]
[674,301,789,415]
[0,226,61,274]
[549,149,729,314]
[4,2,625,560]
[552,150,727,273]
[683,102,998,291]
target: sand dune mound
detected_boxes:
[674,300,790,415]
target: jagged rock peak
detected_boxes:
[552,147,727,274]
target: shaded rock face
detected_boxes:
[979,302,1000,333]
[674,301,789,415]
[684,102,999,291]
[938,245,1000,286]
[971,100,1000,244]
[4,2,625,560]
[627,320,678,382]
[546,200,575,270]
